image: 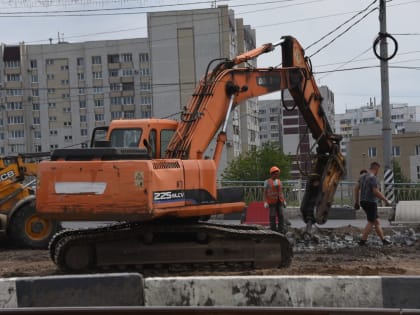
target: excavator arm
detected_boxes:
[166,36,345,227]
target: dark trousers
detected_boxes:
[269,202,285,232]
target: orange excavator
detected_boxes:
[36,36,345,272]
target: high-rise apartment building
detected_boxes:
[334,102,420,156]
[0,38,152,155]
[148,6,257,176]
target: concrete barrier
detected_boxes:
[144,275,420,309]
[394,201,420,224]
[2,274,420,309]
[0,273,143,307]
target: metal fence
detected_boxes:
[218,180,420,206]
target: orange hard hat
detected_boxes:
[270,166,280,174]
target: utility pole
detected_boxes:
[378,0,395,217]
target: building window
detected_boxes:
[368,147,377,158]
[77,57,84,66]
[140,82,151,90]
[5,60,20,68]
[34,131,41,139]
[108,54,119,63]
[140,96,151,105]
[34,145,42,152]
[110,83,120,91]
[33,117,40,125]
[48,102,56,108]
[9,130,25,138]
[139,53,149,63]
[109,69,118,77]
[60,65,69,70]
[122,69,133,76]
[95,99,104,107]
[139,68,149,76]
[79,100,86,108]
[30,60,37,68]
[31,74,38,83]
[77,72,85,80]
[32,89,39,97]
[46,59,54,65]
[416,145,420,156]
[47,74,55,80]
[6,102,23,110]
[64,135,73,141]
[124,111,135,119]
[92,71,102,79]
[7,116,24,124]
[6,74,21,81]
[123,96,134,105]
[93,87,103,94]
[121,53,132,62]
[92,56,102,65]
[78,88,86,95]
[111,111,122,120]
[392,146,400,157]
[49,144,59,150]
[80,115,87,122]
[32,103,40,111]
[49,130,58,136]
[6,89,23,96]
[64,121,72,127]
[81,129,88,136]
[95,114,104,121]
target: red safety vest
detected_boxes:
[265,178,284,205]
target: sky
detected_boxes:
[0,0,419,114]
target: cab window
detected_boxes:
[109,128,142,147]
[160,129,175,157]
[149,129,157,158]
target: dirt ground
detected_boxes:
[1,225,419,278]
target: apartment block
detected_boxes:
[335,102,420,156]
[148,6,257,176]
[0,38,152,155]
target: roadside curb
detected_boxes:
[1,274,420,308]
[0,273,143,307]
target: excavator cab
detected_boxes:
[90,119,178,158]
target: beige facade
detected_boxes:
[348,133,420,182]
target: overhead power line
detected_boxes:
[305,0,377,51]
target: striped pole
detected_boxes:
[384,167,395,221]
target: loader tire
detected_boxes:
[8,203,61,249]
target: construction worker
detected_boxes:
[264,166,286,233]
[354,161,392,246]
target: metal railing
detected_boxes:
[218,180,420,207]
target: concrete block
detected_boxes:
[144,276,383,308]
[0,279,17,308]
[1,273,143,308]
[394,201,420,223]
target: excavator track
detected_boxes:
[49,221,292,274]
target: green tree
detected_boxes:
[392,159,410,183]
[221,142,291,181]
